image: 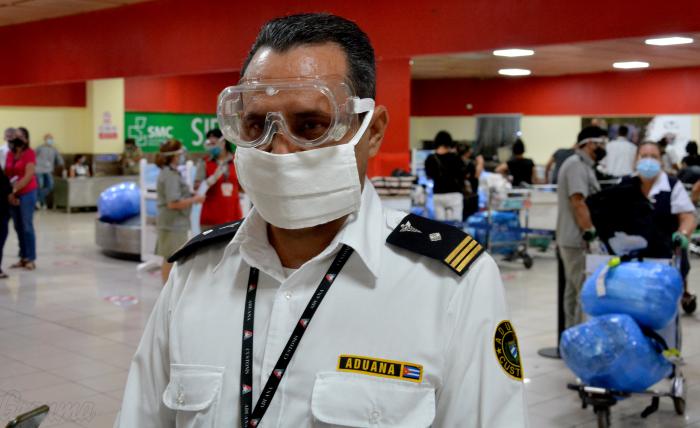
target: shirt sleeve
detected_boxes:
[434,254,529,427]
[195,160,206,182]
[114,265,177,427]
[671,180,695,214]
[565,162,589,198]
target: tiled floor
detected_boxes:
[0,211,697,427]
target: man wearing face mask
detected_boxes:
[556,126,607,328]
[115,14,527,428]
[35,133,65,210]
[195,128,243,231]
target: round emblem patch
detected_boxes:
[493,320,523,381]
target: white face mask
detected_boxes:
[235,109,374,229]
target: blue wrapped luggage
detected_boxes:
[98,182,141,223]
[466,211,521,254]
[581,261,683,330]
[560,314,672,392]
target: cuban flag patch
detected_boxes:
[402,364,422,381]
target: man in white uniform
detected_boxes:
[115,13,528,428]
[601,125,636,177]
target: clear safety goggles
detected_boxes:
[217,77,374,149]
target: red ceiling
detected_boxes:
[0,0,699,87]
[0,82,85,107]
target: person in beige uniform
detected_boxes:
[155,139,204,283]
[116,13,528,427]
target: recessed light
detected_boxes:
[493,49,535,57]
[645,36,693,46]
[498,68,531,76]
[613,61,650,69]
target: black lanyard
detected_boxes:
[240,244,354,428]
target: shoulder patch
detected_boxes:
[167,220,243,263]
[493,320,523,381]
[386,214,484,276]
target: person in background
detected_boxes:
[196,129,242,231]
[5,136,38,270]
[457,142,482,219]
[120,138,143,175]
[659,135,680,175]
[16,127,30,145]
[496,138,538,186]
[35,133,65,210]
[1,128,15,170]
[630,141,697,307]
[682,141,700,168]
[0,163,12,278]
[692,180,700,205]
[425,130,467,221]
[69,154,91,178]
[556,126,608,328]
[601,125,636,177]
[155,139,205,283]
[544,142,576,184]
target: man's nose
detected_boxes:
[268,133,302,154]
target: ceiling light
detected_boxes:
[645,36,693,46]
[493,49,535,57]
[498,68,531,76]
[613,61,650,69]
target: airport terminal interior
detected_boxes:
[1,1,700,427]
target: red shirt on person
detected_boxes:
[200,157,243,226]
[5,149,38,195]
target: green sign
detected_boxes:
[125,112,219,153]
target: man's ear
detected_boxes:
[367,105,389,158]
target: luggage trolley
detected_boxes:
[468,188,535,268]
[566,252,687,428]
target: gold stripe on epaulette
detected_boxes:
[456,244,483,273]
[444,236,472,264]
[450,240,478,268]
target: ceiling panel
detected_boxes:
[0,0,151,26]
[412,33,700,79]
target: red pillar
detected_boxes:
[367,57,411,177]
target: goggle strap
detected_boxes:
[352,98,375,114]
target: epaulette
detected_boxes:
[386,214,484,276]
[167,220,243,263]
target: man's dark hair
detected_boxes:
[512,139,525,156]
[242,13,376,99]
[577,126,606,145]
[125,138,136,145]
[687,140,698,156]
[618,125,629,137]
[434,130,455,149]
[206,128,223,139]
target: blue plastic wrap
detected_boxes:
[560,314,672,392]
[581,261,683,330]
[466,211,521,254]
[98,182,141,223]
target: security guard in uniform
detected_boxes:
[115,13,528,427]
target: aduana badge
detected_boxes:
[493,320,523,381]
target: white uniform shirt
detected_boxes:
[115,183,528,428]
[648,172,695,214]
[602,137,637,177]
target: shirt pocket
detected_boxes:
[162,364,225,428]
[311,372,436,428]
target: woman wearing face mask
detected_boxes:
[6,137,38,270]
[195,129,242,231]
[155,139,205,283]
[629,141,697,306]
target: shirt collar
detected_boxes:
[215,180,383,281]
[576,149,595,167]
[648,171,671,198]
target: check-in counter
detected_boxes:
[53,175,138,212]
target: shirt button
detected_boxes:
[370,410,381,423]
[284,291,292,300]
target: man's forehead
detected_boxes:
[243,43,348,81]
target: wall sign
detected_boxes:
[99,111,119,139]
[125,112,219,153]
